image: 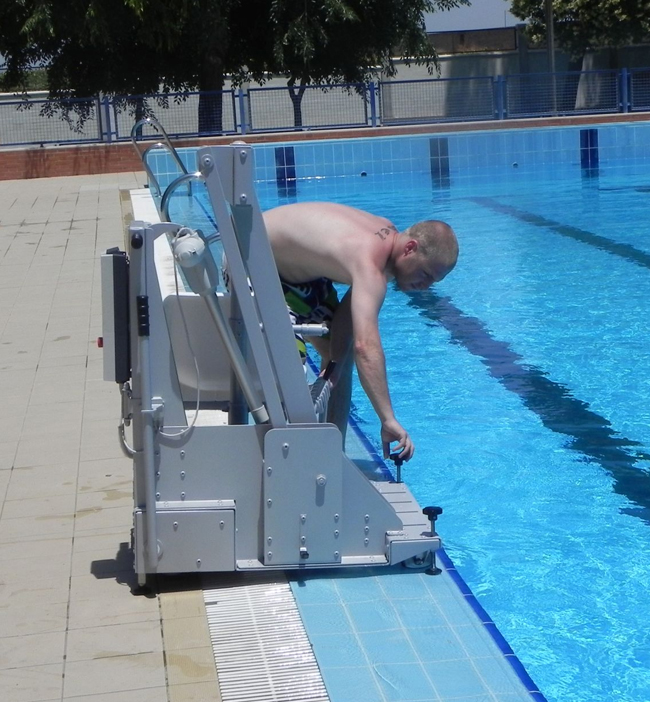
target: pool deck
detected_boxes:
[0,172,543,702]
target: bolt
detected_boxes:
[316,474,327,487]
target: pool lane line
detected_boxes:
[469,197,650,270]
[408,291,650,523]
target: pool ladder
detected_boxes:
[130,116,205,221]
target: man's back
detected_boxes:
[263,202,396,286]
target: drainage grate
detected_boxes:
[204,574,329,702]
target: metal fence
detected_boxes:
[503,70,620,118]
[630,67,650,112]
[380,76,495,124]
[0,95,102,147]
[2,67,649,148]
[111,91,238,140]
[246,83,372,132]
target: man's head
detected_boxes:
[392,220,458,292]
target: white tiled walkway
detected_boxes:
[0,173,221,702]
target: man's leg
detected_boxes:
[324,290,354,445]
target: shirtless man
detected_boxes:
[263,202,458,462]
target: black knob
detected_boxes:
[423,506,443,518]
[131,232,144,249]
[423,506,443,529]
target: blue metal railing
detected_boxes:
[2,68,650,148]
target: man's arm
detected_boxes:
[350,272,414,461]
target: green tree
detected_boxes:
[0,0,468,132]
[268,0,469,127]
[511,0,650,59]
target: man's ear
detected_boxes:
[404,239,419,255]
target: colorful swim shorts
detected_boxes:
[281,277,339,359]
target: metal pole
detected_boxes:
[545,0,557,113]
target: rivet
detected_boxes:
[180,470,186,478]
[173,522,178,530]
[155,471,160,478]
[364,526,369,534]
[301,536,306,544]
[155,492,160,499]
[267,551,273,559]
[334,551,340,559]
[180,450,185,458]
[267,499,272,507]
[181,492,186,499]
[267,466,272,475]
[364,538,369,545]
[196,559,201,566]
[334,530,339,537]
[334,514,339,522]
[220,521,224,527]
[301,514,306,523]
[267,536,272,544]
[365,514,370,523]
[240,194,247,203]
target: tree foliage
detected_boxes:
[0,0,468,130]
[511,0,650,57]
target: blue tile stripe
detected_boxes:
[406,290,650,522]
[437,549,547,698]
[580,127,599,169]
[470,196,650,270]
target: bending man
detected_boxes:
[263,202,459,462]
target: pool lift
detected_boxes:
[101,142,443,587]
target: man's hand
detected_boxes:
[381,418,414,462]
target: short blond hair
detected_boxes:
[408,220,458,269]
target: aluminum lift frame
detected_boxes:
[101,143,441,586]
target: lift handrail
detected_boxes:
[130,116,189,197]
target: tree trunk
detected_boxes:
[198,52,225,134]
[288,78,307,129]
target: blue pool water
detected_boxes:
[165,140,650,702]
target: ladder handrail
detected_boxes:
[160,171,205,222]
[130,116,189,197]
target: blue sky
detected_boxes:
[426,0,520,32]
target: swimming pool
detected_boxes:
[161,122,650,702]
